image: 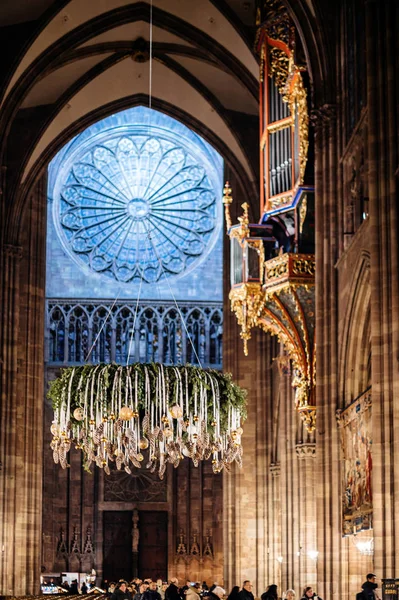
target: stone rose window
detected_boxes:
[50,108,221,285]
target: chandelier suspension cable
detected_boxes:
[149,0,153,110]
[125,275,143,365]
[84,289,122,362]
[125,224,155,365]
[143,223,203,368]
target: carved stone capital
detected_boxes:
[310,104,338,131]
[270,462,281,477]
[295,442,316,459]
[2,244,23,260]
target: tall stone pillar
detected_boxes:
[295,442,317,589]
[223,319,276,595]
[0,176,46,594]
[0,242,23,595]
[365,0,399,577]
[313,105,342,600]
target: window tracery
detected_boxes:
[46,300,222,369]
[54,130,220,284]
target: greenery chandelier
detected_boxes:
[48,363,247,479]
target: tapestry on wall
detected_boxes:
[337,389,372,536]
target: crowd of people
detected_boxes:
[104,573,380,600]
[104,579,323,600]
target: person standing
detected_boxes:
[186,584,201,600]
[111,582,132,600]
[261,585,278,600]
[182,581,192,597]
[143,581,162,600]
[227,587,240,600]
[81,582,88,595]
[208,587,226,600]
[357,574,380,600]
[300,587,322,600]
[239,581,254,600]
[135,583,149,600]
[166,579,181,600]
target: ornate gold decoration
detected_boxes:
[256,1,309,189]
[222,181,233,231]
[267,116,294,133]
[259,43,266,82]
[269,46,290,93]
[269,192,293,210]
[230,202,250,241]
[264,253,315,287]
[287,70,309,183]
[229,282,263,355]
[256,0,290,46]
[274,352,291,376]
[299,194,307,233]
[223,191,316,430]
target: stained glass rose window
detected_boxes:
[53,118,221,284]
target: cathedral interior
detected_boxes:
[0,0,398,599]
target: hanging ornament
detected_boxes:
[170,404,183,419]
[48,363,247,479]
[119,406,134,420]
[73,408,84,421]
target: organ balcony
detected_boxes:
[223,183,316,432]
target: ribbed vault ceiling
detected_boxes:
[0,0,261,206]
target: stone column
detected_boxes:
[295,442,317,589]
[365,0,399,577]
[313,104,342,600]
[0,242,23,595]
[223,322,276,595]
[0,175,46,594]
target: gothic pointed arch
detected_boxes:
[339,250,371,406]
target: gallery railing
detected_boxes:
[46,299,223,369]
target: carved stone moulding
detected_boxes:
[175,528,213,559]
[270,462,281,477]
[2,243,23,259]
[295,442,316,459]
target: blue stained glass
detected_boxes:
[50,107,222,285]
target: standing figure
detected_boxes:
[356,574,380,600]
[238,581,254,600]
[300,587,322,600]
[261,585,278,600]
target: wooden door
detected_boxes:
[138,511,168,580]
[103,511,133,582]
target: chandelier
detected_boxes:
[48,4,247,479]
[48,363,246,479]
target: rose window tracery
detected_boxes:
[56,134,219,283]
